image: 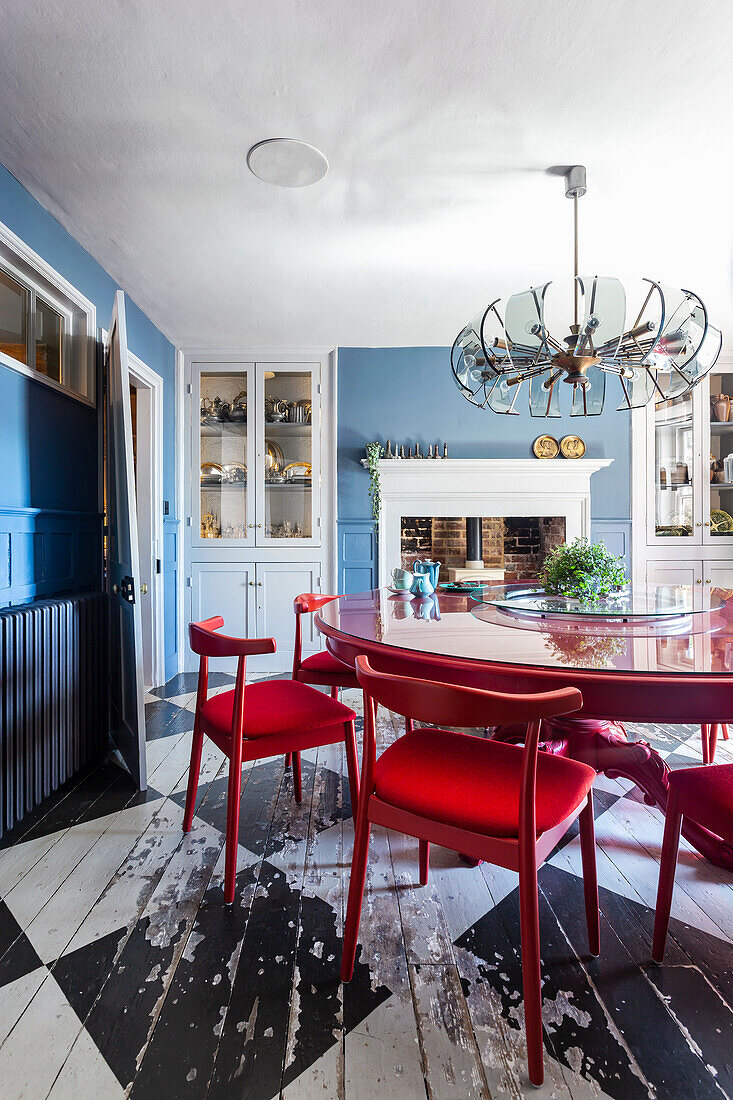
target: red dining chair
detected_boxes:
[292,593,359,695]
[701,722,729,764]
[287,593,361,781]
[653,763,733,962]
[341,657,599,1088]
[185,616,360,904]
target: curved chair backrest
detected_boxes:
[355,655,582,844]
[189,618,277,736]
[292,593,342,677]
[189,617,276,659]
[354,655,581,729]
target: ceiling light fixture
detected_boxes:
[246,137,328,188]
[451,166,722,417]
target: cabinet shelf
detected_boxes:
[201,481,312,491]
[265,423,311,437]
[710,422,733,433]
[200,422,248,437]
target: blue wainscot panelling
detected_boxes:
[163,517,179,682]
[338,519,376,595]
[0,507,102,608]
[590,519,632,574]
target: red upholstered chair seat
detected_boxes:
[200,680,355,739]
[669,763,733,840]
[374,728,596,837]
[300,650,355,676]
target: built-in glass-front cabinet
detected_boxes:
[633,355,733,589]
[195,362,321,548]
[186,355,334,672]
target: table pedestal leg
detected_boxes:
[492,718,733,871]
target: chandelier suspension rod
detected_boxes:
[574,193,579,327]
[564,165,586,328]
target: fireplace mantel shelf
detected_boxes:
[368,456,613,586]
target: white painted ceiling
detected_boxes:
[1,0,732,349]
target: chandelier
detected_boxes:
[451,166,722,417]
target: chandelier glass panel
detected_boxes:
[451,167,722,417]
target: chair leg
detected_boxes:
[344,720,360,816]
[701,725,710,765]
[341,807,372,982]
[518,854,544,1087]
[331,685,338,699]
[224,757,243,905]
[419,839,430,886]
[292,751,302,803]
[578,792,600,956]
[723,723,730,741]
[182,720,204,833]
[405,716,414,734]
[285,752,292,769]
[653,789,683,963]
[709,724,719,764]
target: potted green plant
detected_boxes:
[539,537,627,603]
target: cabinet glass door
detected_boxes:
[707,368,733,543]
[257,364,320,546]
[651,391,697,541]
[195,363,255,545]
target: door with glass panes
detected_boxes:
[255,363,321,547]
[194,362,256,547]
[647,388,702,545]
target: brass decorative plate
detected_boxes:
[560,434,586,459]
[532,434,559,459]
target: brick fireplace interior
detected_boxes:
[401,516,566,581]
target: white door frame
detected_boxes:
[128,351,165,689]
[105,326,165,689]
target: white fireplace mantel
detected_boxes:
[364,457,612,586]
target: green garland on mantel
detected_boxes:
[364,442,383,530]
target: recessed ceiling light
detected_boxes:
[246,138,328,188]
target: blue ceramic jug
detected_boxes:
[410,572,434,597]
[414,559,441,590]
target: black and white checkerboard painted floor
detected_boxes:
[1,673,732,1099]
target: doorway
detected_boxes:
[128,352,164,690]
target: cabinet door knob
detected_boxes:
[248,581,254,586]
[258,581,263,587]
[696,522,702,527]
[704,522,711,527]
[695,579,702,584]
[248,523,254,529]
[706,579,712,584]
[257,523,262,528]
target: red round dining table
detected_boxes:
[315,586,733,869]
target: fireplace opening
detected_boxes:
[401,516,566,582]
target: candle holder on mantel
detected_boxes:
[380,440,449,458]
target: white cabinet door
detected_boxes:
[255,561,321,672]
[255,363,321,548]
[190,562,256,674]
[193,361,256,548]
[646,560,702,587]
[703,561,733,590]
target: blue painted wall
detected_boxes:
[0,163,179,678]
[337,346,631,590]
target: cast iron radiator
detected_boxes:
[0,593,108,839]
